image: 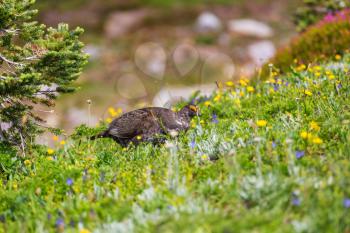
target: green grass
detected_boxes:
[0,56,350,233]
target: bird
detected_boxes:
[91,104,199,146]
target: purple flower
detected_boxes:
[190,140,196,149]
[343,198,350,208]
[272,141,277,149]
[285,81,289,87]
[273,84,279,92]
[292,197,301,206]
[55,218,64,228]
[295,151,305,159]
[324,12,335,22]
[337,83,342,89]
[66,178,73,186]
[212,114,219,124]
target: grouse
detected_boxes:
[91,105,199,146]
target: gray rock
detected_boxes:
[228,19,273,38]
[195,12,222,33]
[105,10,148,39]
[247,40,276,66]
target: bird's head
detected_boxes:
[180,104,200,118]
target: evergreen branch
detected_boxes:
[0,53,24,67]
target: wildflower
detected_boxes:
[328,74,336,80]
[204,101,211,107]
[47,156,54,161]
[300,131,311,140]
[225,81,234,87]
[66,178,73,186]
[52,135,59,141]
[190,140,196,149]
[272,141,277,149]
[201,154,209,161]
[295,151,305,159]
[239,79,248,87]
[335,54,342,60]
[310,121,320,131]
[136,135,142,140]
[273,84,279,92]
[80,229,91,233]
[312,137,323,144]
[60,140,66,145]
[343,198,350,208]
[239,91,245,97]
[106,118,112,123]
[24,159,31,166]
[256,120,267,127]
[212,114,219,124]
[55,218,64,229]
[214,94,221,102]
[292,197,301,206]
[304,90,313,96]
[47,148,54,155]
[247,86,255,93]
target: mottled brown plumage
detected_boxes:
[91,105,199,146]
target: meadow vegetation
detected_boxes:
[0,55,349,232]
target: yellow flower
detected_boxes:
[47,148,54,155]
[52,135,59,141]
[300,131,312,140]
[12,183,18,190]
[256,120,267,127]
[106,118,112,123]
[80,228,91,233]
[312,137,323,144]
[204,101,211,107]
[335,54,342,60]
[247,86,255,93]
[304,90,313,96]
[24,159,31,166]
[234,99,241,106]
[310,121,320,131]
[225,81,234,87]
[328,74,336,80]
[60,140,66,145]
[315,72,321,77]
[239,79,248,87]
[214,95,221,102]
[136,135,142,140]
[239,91,245,97]
[201,154,209,161]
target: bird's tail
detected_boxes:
[90,130,109,140]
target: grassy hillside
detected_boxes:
[0,56,350,232]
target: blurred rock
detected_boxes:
[105,10,149,39]
[228,19,273,38]
[195,12,222,33]
[248,40,276,66]
[153,84,216,107]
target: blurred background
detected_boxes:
[35,0,301,133]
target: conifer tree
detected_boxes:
[0,0,88,152]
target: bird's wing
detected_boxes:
[107,109,158,139]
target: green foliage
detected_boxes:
[0,0,88,151]
[0,56,349,232]
[294,0,350,31]
[262,9,350,77]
